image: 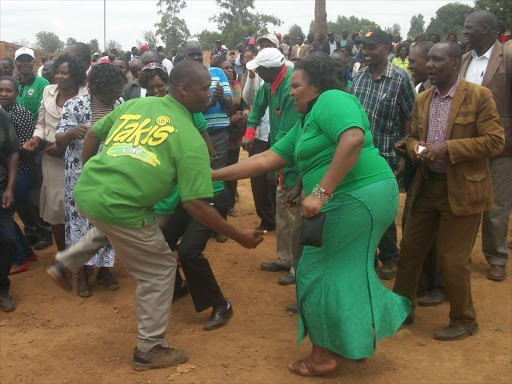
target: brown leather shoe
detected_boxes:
[487,265,506,281]
[433,323,479,341]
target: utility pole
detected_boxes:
[104,0,107,51]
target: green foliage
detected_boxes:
[196,30,223,51]
[211,0,282,48]
[88,39,100,55]
[66,37,77,46]
[155,0,190,50]
[384,23,401,37]
[137,30,159,50]
[35,31,64,53]
[288,24,305,46]
[474,0,512,29]
[408,14,425,40]
[425,2,475,41]
[12,39,32,48]
[106,40,122,52]
[311,16,380,38]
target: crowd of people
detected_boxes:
[0,9,510,377]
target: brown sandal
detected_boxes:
[288,356,336,377]
[96,269,119,291]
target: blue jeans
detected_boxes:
[14,172,34,264]
[0,186,16,295]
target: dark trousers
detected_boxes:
[402,189,445,296]
[0,187,16,296]
[377,222,399,266]
[393,172,478,326]
[249,139,276,229]
[209,129,229,171]
[14,172,34,264]
[226,147,241,209]
[162,204,225,313]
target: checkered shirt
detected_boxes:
[350,61,416,166]
[426,76,460,173]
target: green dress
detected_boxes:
[271,90,411,359]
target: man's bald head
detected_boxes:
[411,41,434,60]
[169,60,211,113]
[434,41,462,63]
[184,41,204,64]
[128,58,143,79]
[66,42,91,70]
[466,10,498,32]
[464,10,498,53]
[141,50,161,66]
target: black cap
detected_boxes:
[360,29,392,45]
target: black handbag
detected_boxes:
[299,212,326,247]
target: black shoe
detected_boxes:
[34,238,53,250]
[132,345,188,371]
[203,300,233,331]
[0,294,16,312]
[261,262,290,272]
[379,264,396,280]
[172,281,189,302]
[433,323,479,341]
[402,314,415,326]
[285,304,298,313]
[418,290,446,307]
[278,272,296,285]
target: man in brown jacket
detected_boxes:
[289,35,310,60]
[393,41,505,341]
[461,10,512,281]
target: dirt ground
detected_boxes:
[1,163,511,384]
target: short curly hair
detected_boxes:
[53,54,86,88]
[397,44,410,56]
[139,68,168,89]
[88,62,126,96]
[294,52,343,93]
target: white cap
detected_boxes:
[14,47,35,60]
[246,48,285,70]
[221,45,228,50]
[256,34,280,48]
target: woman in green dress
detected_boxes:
[212,53,410,377]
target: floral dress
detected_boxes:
[56,94,122,267]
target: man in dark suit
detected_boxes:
[393,41,505,341]
[322,32,341,55]
[461,10,512,282]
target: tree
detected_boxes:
[385,23,401,37]
[106,40,122,52]
[12,39,32,48]
[474,0,512,30]
[66,37,77,46]
[196,30,223,51]
[408,14,425,40]
[314,0,327,38]
[288,24,305,46]
[155,0,190,51]
[311,16,380,37]
[211,0,281,48]
[426,2,475,41]
[35,31,64,53]
[88,39,100,54]
[137,30,159,49]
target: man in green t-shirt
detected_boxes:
[14,47,50,122]
[47,61,264,371]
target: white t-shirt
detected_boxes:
[329,41,337,55]
[465,44,495,85]
[162,58,174,75]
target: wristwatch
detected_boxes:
[312,184,332,203]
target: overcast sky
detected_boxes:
[0,0,474,50]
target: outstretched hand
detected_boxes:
[235,229,266,249]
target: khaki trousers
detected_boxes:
[393,172,478,326]
[275,186,302,268]
[56,207,176,352]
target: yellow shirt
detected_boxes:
[392,57,411,75]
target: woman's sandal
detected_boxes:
[77,276,92,298]
[96,269,119,291]
[288,356,337,377]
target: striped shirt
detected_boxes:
[426,76,460,173]
[204,67,233,130]
[350,61,416,166]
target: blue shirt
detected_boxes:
[204,67,232,130]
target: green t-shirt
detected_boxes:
[271,90,393,198]
[154,180,225,216]
[192,113,208,133]
[17,76,49,122]
[74,95,213,228]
